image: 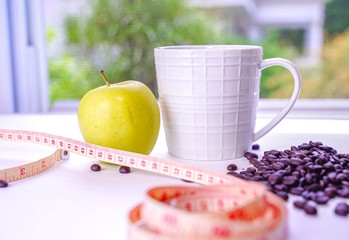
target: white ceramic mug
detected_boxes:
[154,45,301,161]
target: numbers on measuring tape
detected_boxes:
[20,167,26,176]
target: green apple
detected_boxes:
[77,71,160,155]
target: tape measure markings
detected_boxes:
[0,128,288,240]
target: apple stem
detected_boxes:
[100,70,110,87]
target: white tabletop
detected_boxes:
[0,114,349,240]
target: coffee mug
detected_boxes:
[154,45,301,161]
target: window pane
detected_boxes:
[44,0,349,107]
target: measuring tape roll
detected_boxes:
[0,129,288,239]
[128,185,287,240]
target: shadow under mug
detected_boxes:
[154,45,302,161]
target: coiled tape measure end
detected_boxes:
[0,129,288,239]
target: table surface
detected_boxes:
[0,114,349,240]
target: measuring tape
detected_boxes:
[0,129,287,239]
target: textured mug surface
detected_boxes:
[154,45,301,161]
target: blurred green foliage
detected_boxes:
[269,29,349,98]
[49,0,298,104]
[325,0,349,37]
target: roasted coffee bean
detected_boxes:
[275,169,288,176]
[324,186,337,198]
[227,171,240,177]
[252,144,260,150]
[181,178,194,183]
[319,145,333,153]
[334,202,349,216]
[227,163,238,172]
[119,166,131,174]
[242,172,254,179]
[257,166,270,172]
[323,162,335,171]
[327,172,337,182]
[249,158,259,166]
[290,187,305,195]
[311,192,330,204]
[282,176,298,186]
[90,164,102,172]
[271,162,284,170]
[273,184,289,192]
[275,191,288,201]
[244,152,258,160]
[298,143,312,151]
[293,200,307,209]
[304,203,317,215]
[0,180,8,188]
[260,159,269,165]
[289,158,304,166]
[246,167,257,174]
[315,157,328,165]
[334,164,343,170]
[309,164,323,173]
[336,173,348,181]
[336,188,349,198]
[268,174,282,185]
[291,171,301,178]
[307,183,321,192]
[302,190,315,200]
[342,181,349,187]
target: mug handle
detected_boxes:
[253,58,302,141]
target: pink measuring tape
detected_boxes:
[0,129,288,239]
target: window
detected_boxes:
[2,0,349,114]
[0,0,49,113]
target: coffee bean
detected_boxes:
[282,176,298,186]
[307,183,321,192]
[336,188,349,198]
[0,180,8,188]
[323,162,335,171]
[334,202,349,216]
[319,145,333,153]
[273,184,289,192]
[291,171,301,178]
[304,203,317,215]
[324,186,337,198]
[252,144,260,150]
[227,163,238,172]
[181,179,194,183]
[275,191,288,201]
[289,158,304,166]
[244,152,258,160]
[290,187,305,195]
[268,174,282,185]
[293,200,307,209]
[272,162,284,170]
[302,190,315,200]
[227,171,240,177]
[246,167,257,174]
[249,158,259,166]
[336,173,348,181]
[119,166,131,174]
[312,192,330,204]
[90,164,101,172]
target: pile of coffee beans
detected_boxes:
[227,141,349,216]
